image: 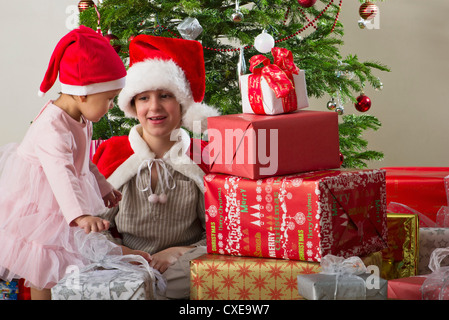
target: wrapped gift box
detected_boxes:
[190,252,382,300]
[0,280,18,300]
[51,268,157,300]
[381,213,419,280]
[382,167,449,223]
[297,255,387,300]
[387,276,427,300]
[240,71,308,115]
[418,228,449,275]
[51,230,164,300]
[297,272,387,300]
[240,47,308,115]
[204,169,388,261]
[207,110,340,180]
[421,248,449,300]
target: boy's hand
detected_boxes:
[74,215,110,233]
[103,189,122,208]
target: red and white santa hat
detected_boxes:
[38,25,126,97]
[117,34,219,132]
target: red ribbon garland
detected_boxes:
[248,47,300,114]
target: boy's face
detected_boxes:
[79,89,122,122]
[134,89,182,142]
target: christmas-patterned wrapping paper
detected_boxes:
[381,213,419,280]
[418,228,449,275]
[0,280,18,300]
[51,268,154,300]
[204,169,388,262]
[207,110,340,180]
[190,252,382,300]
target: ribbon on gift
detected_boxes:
[421,247,449,300]
[387,202,449,228]
[247,47,300,114]
[320,254,367,300]
[71,230,166,298]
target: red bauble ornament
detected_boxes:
[104,31,121,53]
[297,0,317,8]
[355,94,371,112]
[78,0,94,13]
[359,2,378,20]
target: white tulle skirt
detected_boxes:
[0,143,106,290]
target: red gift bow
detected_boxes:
[247,47,300,114]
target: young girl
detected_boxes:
[0,26,126,300]
[93,35,219,299]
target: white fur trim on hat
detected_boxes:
[118,59,193,118]
[183,102,220,133]
[118,58,220,132]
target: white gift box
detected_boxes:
[51,230,165,300]
[51,268,157,300]
[240,70,309,115]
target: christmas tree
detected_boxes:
[79,0,389,168]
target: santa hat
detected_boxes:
[117,34,219,132]
[38,25,126,97]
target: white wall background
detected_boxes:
[1,1,448,169]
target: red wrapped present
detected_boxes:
[387,276,426,300]
[240,47,308,115]
[204,169,388,262]
[207,110,340,180]
[382,167,449,223]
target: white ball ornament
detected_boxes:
[254,30,275,53]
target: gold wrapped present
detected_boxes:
[190,252,382,300]
[381,213,419,280]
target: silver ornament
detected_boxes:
[358,18,367,29]
[237,46,247,89]
[232,11,244,23]
[336,105,344,115]
[177,17,203,40]
[232,0,244,23]
[327,98,337,110]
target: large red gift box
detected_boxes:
[206,110,340,180]
[204,169,388,262]
[382,167,449,223]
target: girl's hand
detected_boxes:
[74,215,110,233]
[103,189,122,208]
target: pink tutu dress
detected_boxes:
[0,101,113,289]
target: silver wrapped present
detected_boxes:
[51,231,165,300]
[297,255,387,300]
[419,228,449,275]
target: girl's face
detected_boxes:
[79,89,121,122]
[134,89,182,142]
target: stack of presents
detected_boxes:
[3,48,449,300]
[189,48,449,301]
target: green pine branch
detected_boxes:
[80,0,389,168]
